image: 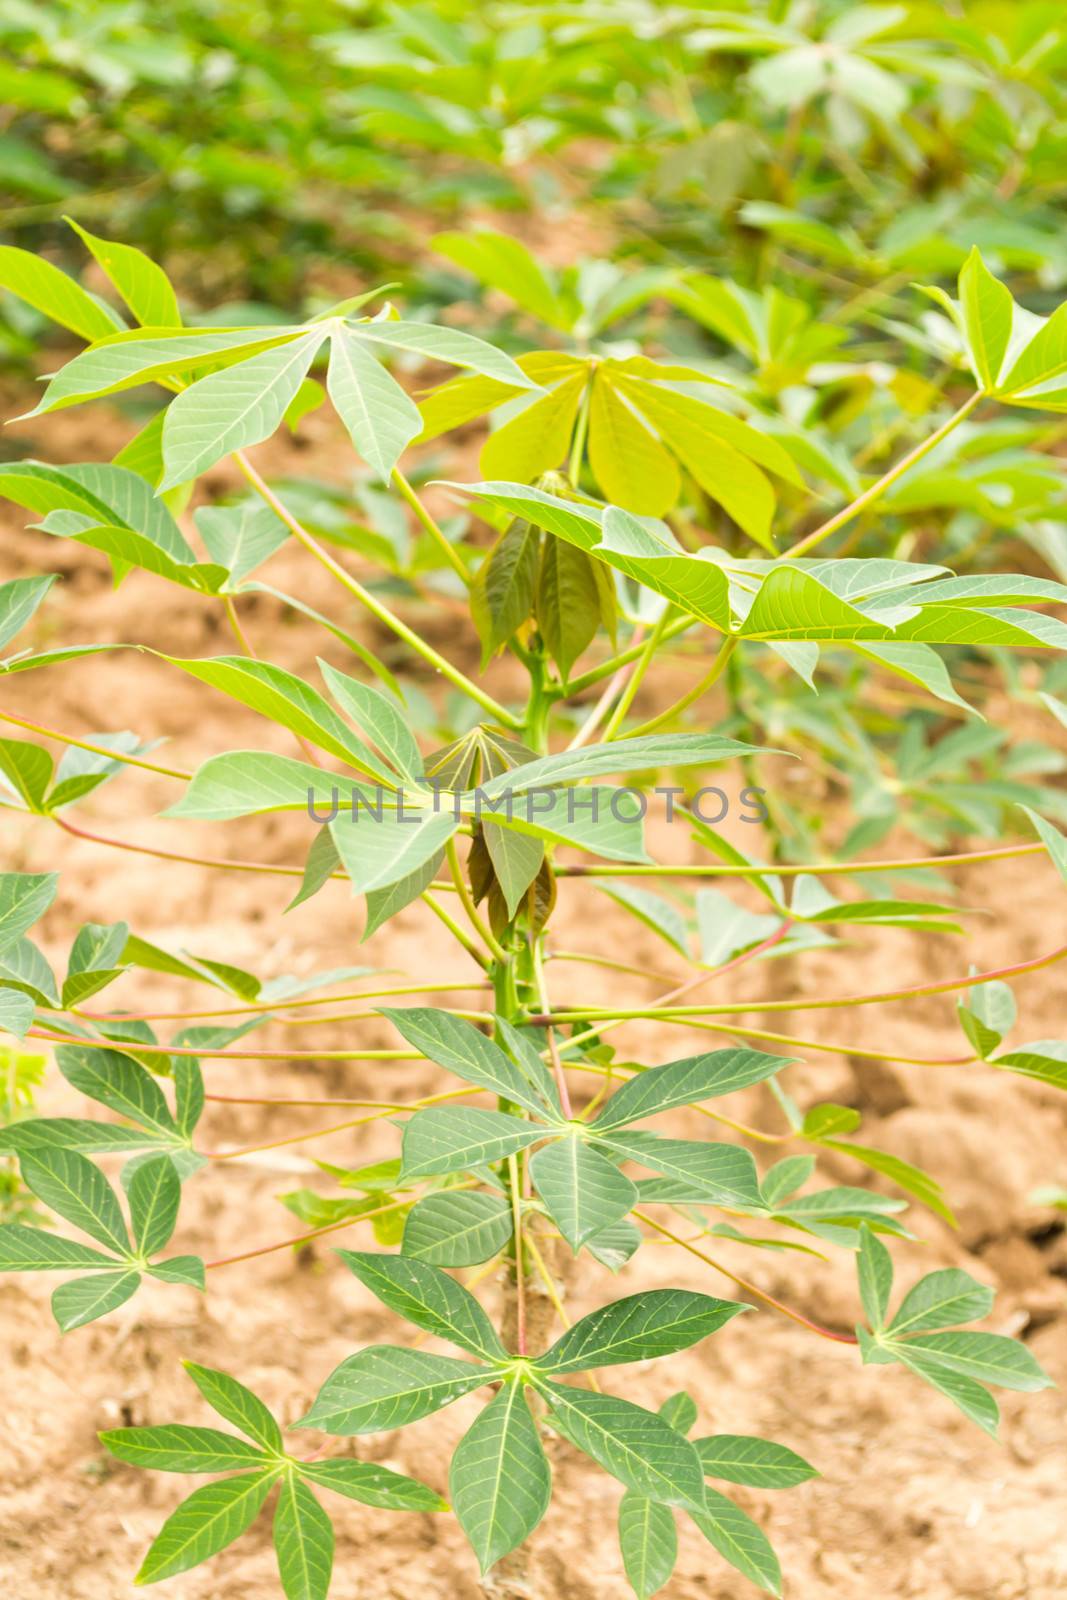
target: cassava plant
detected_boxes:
[1,229,1066,1598]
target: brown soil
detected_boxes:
[1,393,1066,1599]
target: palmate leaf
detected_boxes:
[337,1250,507,1360]
[56,1043,181,1140]
[101,1424,269,1473]
[380,1007,559,1119]
[690,1488,782,1596]
[545,1387,707,1512]
[330,808,461,895]
[128,1154,181,1257]
[531,1135,637,1251]
[0,1222,117,1272]
[592,1048,790,1132]
[165,656,397,783]
[0,985,34,1039]
[66,220,181,329]
[273,1475,334,1600]
[297,1346,489,1435]
[52,1268,141,1332]
[536,1290,748,1375]
[135,1472,276,1584]
[401,1191,513,1266]
[183,1363,285,1454]
[400,1105,545,1178]
[318,662,424,784]
[598,1131,763,1207]
[450,1382,551,1573]
[618,1492,678,1600]
[696,1435,817,1489]
[0,872,58,954]
[0,575,57,652]
[298,1458,447,1512]
[887,1269,993,1335]
[19,1146,130,1255]
[327,322,422,479]
[0,243,123,342]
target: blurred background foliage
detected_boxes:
[5,0,1067,865]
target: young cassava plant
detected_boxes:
[0,229,1063,1597]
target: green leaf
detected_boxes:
[0,1117,168,1156]
[166,655,396,781]
[600,1132,762,1206]
[593,1048,789,1132]
[451,1382,551,1573]
[337,1250,507,1360]
[195,503,288,586]
[135,1472,275,1583]
[402,1191,513,1265]
[399,1105,545,1179]
[1021,804,1067,884]
[958,248,1013,391]
[67,221,181,328]
[492,1016,562,1116]
[588,376,680,516]
[618,1493,677,1600]
[0,872,58,953]
[690,1487,782,1595]
[537,1290,748,1374]
[318,662,423,784]
[56,1044,179,1138]
[380,1007,557,1120]
[182,1363,284,1454]
[598,883,690,958]
[473,732,761,798]
[888,1269,993,1335]
[273,1474,333,1600]
[482,819,545,918]
[481,374,585,482]
[160,330,327,486]
[432,229,569,327]
[657,1392,698,1434]
[889,1345,1001,1436]
[0,575,57,651]
[19,1147,130,1255]
[587,1219,643,1272]
[536,536,611,680]
[363,849,444,937]
[299,1458,447,1512]
[326,322,422,478]
[856,1224,893,1329]
[148,1255,206,1288]
[174,1057,205,1139]
[330,809,461,895]
[471,517,541,665]
[530,1134,637,1251]
[993,1039,1067,1090]
[31,326,302,415]
[0,243,121,341]
[165,750,366,822]
[0,738,53,810]
[357,320,537,391]
[852,642,976,715]
[0,1221,117,1271]
[695,1436,817,1488]
[895,1331,1051,1392]
[101,1425,269,1473]
[297,1346,488,1435]
[52,1268,141,1332]
[0,985,34,1040]
[545,1386,707,1512]
[128,1154,181,1257]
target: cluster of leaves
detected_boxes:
[0,166,1065,1600]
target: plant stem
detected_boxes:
[446,838,508,963]
[529,936,1067,1024]
[633,1212,858,1344]
[0,708,189,780]
[421,889,491,971]
[566,623,645,748]
[784,392,982,558]
[532,941,573,1118]
[392,468,471,585]
[557,839,1045,878]
[561,614,696,697]
[508,1154,527,1355]
[625,636,738,738]
[602,609,671,740]
[203,1086,480,1159]
[234,450,521,727]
